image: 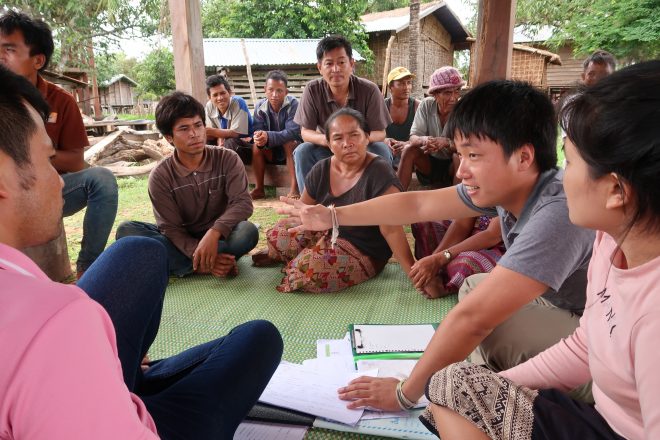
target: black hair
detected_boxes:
[155,91,205,137]
[582,50,616,71]
[324,107,368,142]
[560,60,660,234]
[0,65,50,189]
[265,70,288,87]
[0,10,54,72]
[205,74,232,96]
[445,80,557,172]
[316,35,353,62]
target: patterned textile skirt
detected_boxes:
[265,219,385,293]
[411,216,505,291]
[419,362,625,440]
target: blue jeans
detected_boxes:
[293,141,393,192]
[115,220,259,277]
[78,237,283,439]
[62,167,118,272]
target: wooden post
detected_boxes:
[473,0,517,85]
[169,0,207,105]
[21,221,72,282]
[87,45,103,117]
[240,39,258,107]
[409,0,423,98]
[381,34,396,97]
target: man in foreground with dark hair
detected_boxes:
[250,69,302,199]
[293,34,393,192]
[581,49,616,87]
[281,80,596,410]
[0,10,118,278]
[117,91,258,278]
[0,65,282,439]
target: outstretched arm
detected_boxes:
[278,186,480,232]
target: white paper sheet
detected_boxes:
[258,362,364,426]
[233,421,307,440]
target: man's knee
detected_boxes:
[85,167,119,196]
[229,221,259,249]
[293,142,315,161]
[368,141,393,163]
[458,273,489,301]
[116,221,152,240]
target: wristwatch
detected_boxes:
[442,249,453,262]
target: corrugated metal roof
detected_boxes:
[101,74,138,87]
[203,38,364,67]
[361,1,470,42]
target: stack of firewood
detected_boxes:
[84,129,174,176]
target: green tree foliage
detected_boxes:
[133,47,174,99]
[364,0,409,14]
[516,0,659,60]
[201,0,373,63]
[2,1,163,65]
[95,52,138,84]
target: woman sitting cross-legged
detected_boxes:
[409,215,505,298]
[422,61,660,439]
[253,107,442,296]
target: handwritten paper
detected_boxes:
[258,362,364,425]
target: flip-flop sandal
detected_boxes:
[286,193,301,200]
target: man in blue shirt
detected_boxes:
[250,70,302,199]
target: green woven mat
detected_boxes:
[149,259,457,439]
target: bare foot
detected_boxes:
[422,277,452,299]
[251,249,279,267]
[250,187,266,200]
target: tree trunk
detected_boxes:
[409,0,422,98]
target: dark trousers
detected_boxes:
[78,237,283,439]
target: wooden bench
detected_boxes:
[244,163,424,195]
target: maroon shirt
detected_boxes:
[294,75,392,134]
[148,146,253,258]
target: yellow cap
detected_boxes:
[387,66,415,84]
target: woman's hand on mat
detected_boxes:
[337,376,401,411]
[410,254,445,289]
[193,229,221,272]
[277,197,332,232]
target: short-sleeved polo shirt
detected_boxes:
[205,96,252,137]
[293,75,391,133]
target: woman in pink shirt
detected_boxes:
[419,61,660,439]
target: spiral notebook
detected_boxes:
[349,324,437,359]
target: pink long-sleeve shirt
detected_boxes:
[501,231,660,439]
[0,244,158,439]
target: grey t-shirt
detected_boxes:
[457,168,595,313]
[305,156,403,261]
